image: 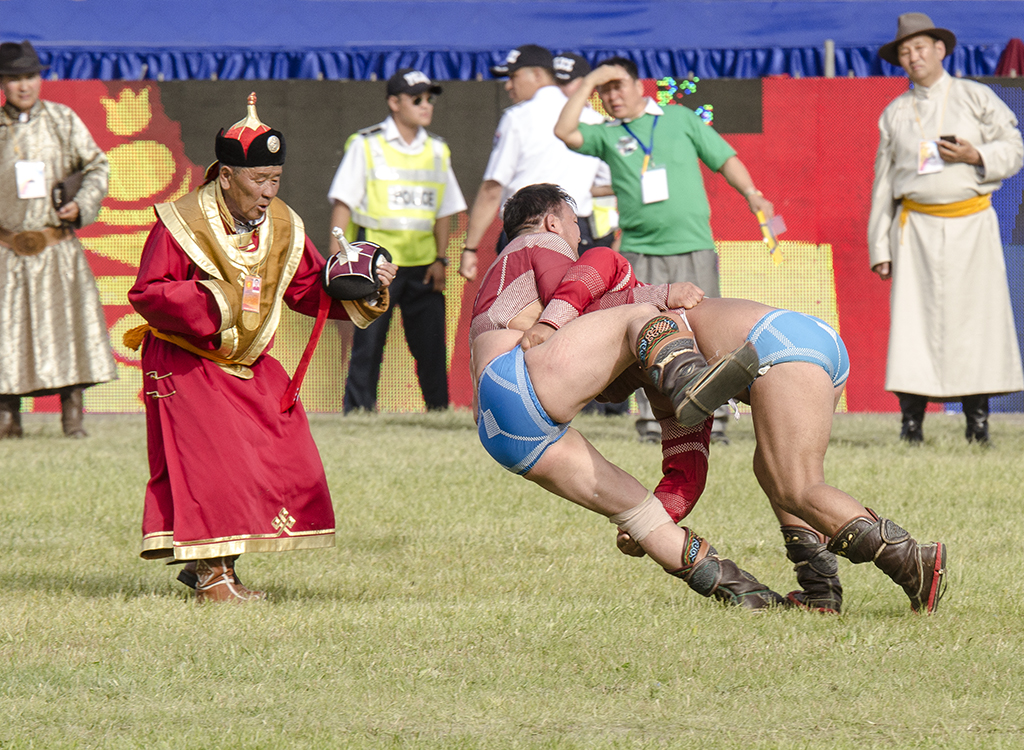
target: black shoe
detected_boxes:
[896,392,926,445]
[962,394,990,445]
[900,420,923,444]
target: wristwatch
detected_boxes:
[461,246,477,253]
[435,257,450,267]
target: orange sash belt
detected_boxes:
[123,324,238,365]
[899,193,992,229]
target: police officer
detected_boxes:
[460,45,604,280]
[553,52,618,252]
[328,68,466,412]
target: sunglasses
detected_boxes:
[412,94,436,106]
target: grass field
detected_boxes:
[2,409,1024,749]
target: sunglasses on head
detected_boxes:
[412,94,436,106]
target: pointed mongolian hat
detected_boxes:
[214,92,286,168]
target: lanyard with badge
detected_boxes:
[913,83,952,175]
[622,116,668,204]
[9,112,48,200]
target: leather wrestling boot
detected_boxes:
[896,392,926,444]
[194,557,266,603]
[827,511,946,613]
[0,395,23,439]
[781,526,842,613]
[173,557,247,590]
[663,343,760,428]
[60,387,87,438]
[962,394,990,445]
[666,527,786,610]
[637,316,759,428]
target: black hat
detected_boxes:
[490,45,554,77]
[214,92,285,169]
[386,68,443,98]
[0,40,47,77]
[553,53,591,82]
[878,13,957,66]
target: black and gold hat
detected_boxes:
[214,92,285,168]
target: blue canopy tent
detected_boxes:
[4,0,1021,80]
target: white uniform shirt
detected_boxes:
[482,85,602,217]
[327,116,467,219]
[580,103,612,189]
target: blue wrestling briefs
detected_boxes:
[477,346,570,475]
[746,310,850,387]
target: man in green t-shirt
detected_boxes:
[555,56,774,444]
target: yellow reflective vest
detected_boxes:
[346,128,449,267]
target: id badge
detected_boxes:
[641,167,669,204]
[15,161,47,200]
[918,141,944,175]
[242,275,262,313]
[240,275,262,331]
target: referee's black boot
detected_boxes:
[59,387,87,439]
[962,394,990,445]
[0,395,23,440]
[896,392,926,444]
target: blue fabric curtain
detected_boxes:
[35,44,1007,82]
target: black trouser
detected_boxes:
[343,264,449,412]
[896,391,990,437]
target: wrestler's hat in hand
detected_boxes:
[213,92,286,170]
[323,229,393,300]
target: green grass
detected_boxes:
[2,410,1024,749]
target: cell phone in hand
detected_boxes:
[940,135,958,144]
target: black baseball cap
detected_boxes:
[553,53,590,82]
[386,68,443,98]
[490,45,554,77]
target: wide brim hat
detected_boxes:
[878,13,956,66]
[0,40,47,77]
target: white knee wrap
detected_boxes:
[608,491,673,542]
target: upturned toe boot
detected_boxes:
[666,528,785,610]
[827,512,946,613]
[781,526,842,613]
[194,557,266,603]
